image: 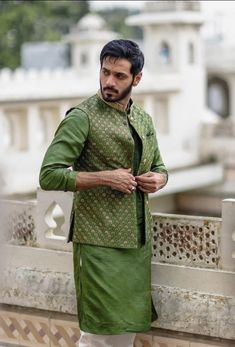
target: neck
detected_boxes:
[116,96,131,111]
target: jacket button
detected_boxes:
[123,120,128,126]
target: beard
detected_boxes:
[100,81,133,103]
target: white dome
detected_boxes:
[77,14,106,31]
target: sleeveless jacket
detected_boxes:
[69,94,165,248]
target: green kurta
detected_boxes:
[39,94,167,334]
[73,121,154,334]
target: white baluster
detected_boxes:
[221,198,235,270]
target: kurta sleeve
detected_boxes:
[39,109,89,192]
[150,125,168,179]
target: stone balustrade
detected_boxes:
[0,191,235,343]
[0,67,75,84]
[1,189,225,265]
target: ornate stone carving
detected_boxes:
[152,214,221,268]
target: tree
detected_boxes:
[0,0,89,69]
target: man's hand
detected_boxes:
[135,172,167,193]
[76,168,137,194]
[106,168,137,194]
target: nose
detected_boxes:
[105,74,115,88]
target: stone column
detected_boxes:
[59,102,71,120]
[27,104,44,151]
[221,199,235,271]
[227,77,235,120]
[144,95,154,115]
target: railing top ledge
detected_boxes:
[152,212,222,223]
[1,199,37,207]
[223,198,235,203]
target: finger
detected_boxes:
[138,186,151,193]
[136,176,155,183]
[136,172,152,178]
[131,180,137,187]
[138,185,156,192]
[138,182,154,188]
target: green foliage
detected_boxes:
[95,7,142,41]
[0,0,89,69]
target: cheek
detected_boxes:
[100,76,106,86]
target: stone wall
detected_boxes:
[0,193,235,346]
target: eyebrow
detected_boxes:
[102,67,128,76]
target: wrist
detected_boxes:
[99,170,113,186]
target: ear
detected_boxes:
[133,72,142,87]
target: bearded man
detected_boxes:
[40,39,168,347]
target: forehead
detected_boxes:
[102,56,132,74]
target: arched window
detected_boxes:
[188,42,195,64]
[208,77,230,118]
[159,42,171,65]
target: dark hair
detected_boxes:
[100,39,144,76]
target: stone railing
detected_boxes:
[0,67,75,84]
[1,199,37,247]
[0,191,222,264]
[1,191,235,342]
[2,190,235,272]
[152,213,221,269]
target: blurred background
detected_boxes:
[0,0,235,217]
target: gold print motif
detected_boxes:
[72,95,154,248]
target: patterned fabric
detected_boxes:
[70,94,167,248]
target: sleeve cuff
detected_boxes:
[66,170,78,192]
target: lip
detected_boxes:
[104,88,118,94]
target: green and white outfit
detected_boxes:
[40,92,167,335]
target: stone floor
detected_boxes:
[1,304,235,347]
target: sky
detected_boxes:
[89,1,235,14]
[89,1,235,43]
[89,1,144,10]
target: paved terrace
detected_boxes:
[0,190,235,347]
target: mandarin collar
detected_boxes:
[97,90,133,113]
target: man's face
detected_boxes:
[100,56,142,103]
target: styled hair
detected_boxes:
[100,39,144,76]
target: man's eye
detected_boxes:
[103,70,109,76]
[116,74,126,80]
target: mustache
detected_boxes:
[103,87,118,93]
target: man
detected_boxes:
[40,39,168,347]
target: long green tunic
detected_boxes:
[73,117,154,334]
[39,95,166,334]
